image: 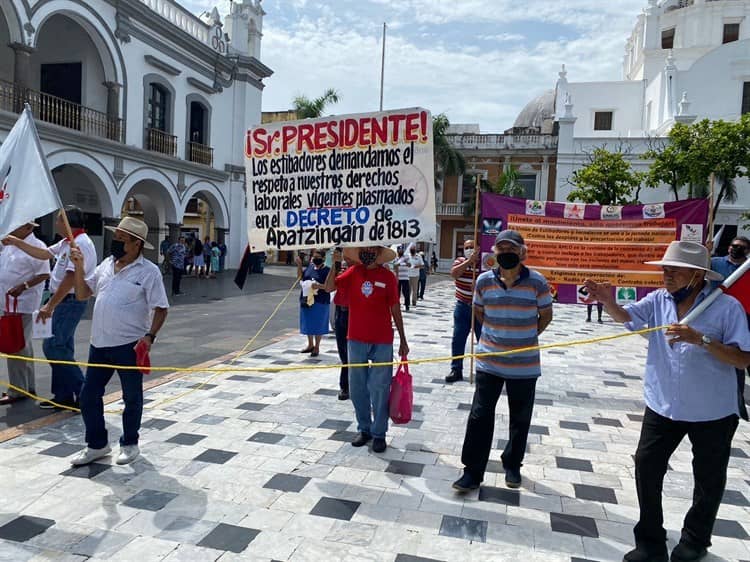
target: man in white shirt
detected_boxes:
[0,222,50,405]
[407,245,424,308]
[2,206,97,409]
[69,217,168,466]
[394,245,412,311]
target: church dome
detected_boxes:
[511,89,556,133]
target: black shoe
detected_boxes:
[338,390,349,401]
[372,438,387,453]
[445,370,463,384]
[452,471,480,493]
[351,432,371,447]
[598,319,603,324]
[586,317,591,322]
[623,546,668,562]
[670,542,707,562]
[505,467,522,488]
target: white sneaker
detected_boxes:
[116,445,140,465]
[70,445,112,466]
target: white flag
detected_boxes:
[0,107,62,237]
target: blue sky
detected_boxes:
[189,0,647,131]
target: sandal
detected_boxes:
[299,346,314,353]
[0,393,25,405]
[311,349,320,357]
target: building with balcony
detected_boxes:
[554,0,750,240]
[0,0,272,266]
[436,98,558,270]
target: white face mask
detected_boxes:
[464,249,474,259]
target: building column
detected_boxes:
[103,82,122,140]
[166,222,182,243]
[540,156,550,200]
[10,43,34,113]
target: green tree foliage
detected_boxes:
[292,88,341,119]
[646,114,750,220]
[496,166,525,197]
[568,148,644,206]
[433,113,466,190]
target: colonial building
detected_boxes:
[437,102,558,271]
[554,0,750,238]
[0,0,272,266]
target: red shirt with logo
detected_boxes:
[336,264,398,344]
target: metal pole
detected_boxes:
[469,175,481,384]
[379,22,386,111]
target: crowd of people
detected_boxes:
[1,208,750,562]
[160,234,227,296]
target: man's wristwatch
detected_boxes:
[145,332,157,343]
[701,334,712,347]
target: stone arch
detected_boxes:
[0,0,24,45]
[181,180,228,230]
[30,0,124,85]
[46,149,116,216]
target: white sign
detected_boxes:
[244,108,436,251]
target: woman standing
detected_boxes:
[210,242,221,278]
[296,249,331,357]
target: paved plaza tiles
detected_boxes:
[1,280,750,561]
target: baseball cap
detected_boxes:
[494,230,525,247]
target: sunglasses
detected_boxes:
[729,244,748,250]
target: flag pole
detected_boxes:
[469,174,481,385]
[379,22,386,111]
[679,257,750,325]
[706,173,715,245]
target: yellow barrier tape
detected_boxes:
[0,323,668,416]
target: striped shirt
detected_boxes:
[474,266,552,378]
[453,257,476,305]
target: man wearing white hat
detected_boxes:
[585,241,750,562]
[0,221,50,404]
[68,217,169,466]
[324,245,409,453]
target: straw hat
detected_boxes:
[343,245,397,265]
[645,240,722,281]
[104,217,155,250]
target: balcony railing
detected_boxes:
[187,141,213,167]
[146,127,177,157]
[0,79,124,142]
[446,133,558,150]
[437,203,467,216]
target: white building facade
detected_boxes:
[0,0,271,266]
[554,0,750,232]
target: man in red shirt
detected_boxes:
[325,245,409,453]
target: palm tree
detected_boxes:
[292,89,341,119]
[433,113,466,190]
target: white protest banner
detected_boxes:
[0,107,62,237]
[244,108,435,251]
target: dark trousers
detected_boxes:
[586,303,603,321]
[451,300,482,373]
[418,273,427,299]
[171,266,183,295]
[461,370,537,479]
[43,296,87,402]
[80,343,144,449]
[633,407,738,551]
[398,279,410,309]
[334,306,349,392]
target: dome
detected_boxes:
[511,89,556,133]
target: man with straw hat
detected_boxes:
[68,217,169,466]
[584,241,750,562]
[324,245,409,453]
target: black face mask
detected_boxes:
[729,247,747,260]
[110,239,126,260]
[359,250,377,266]
[670,273,699,304]
[496,252,520,270]
[312,257,324,266]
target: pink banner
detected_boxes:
[480,194,709,305]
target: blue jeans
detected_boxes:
[347,340,393,439]
[43,296,87,401]
[451,301,482,372]
[79,342,143,449]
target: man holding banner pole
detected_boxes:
[584,241,750,562]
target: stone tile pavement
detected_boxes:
[1,280,750,561]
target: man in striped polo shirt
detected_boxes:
[446,239,482,383]
[453,230,553,491]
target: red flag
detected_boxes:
[724,269,750,314]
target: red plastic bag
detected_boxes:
[0,296,25,354]
[134,340,151,375]
[389,356,413,425]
